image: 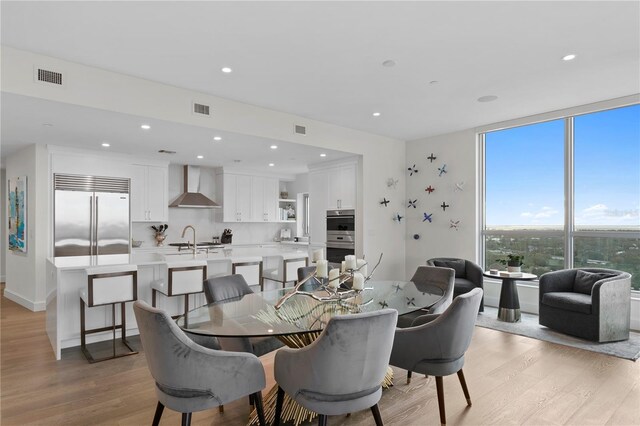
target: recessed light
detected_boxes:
[197,155,204,159]
[382,59,396,67]
[269,163,275,167]
[42,123,53,127]
[101,143,110,147]
[141,124,151,130]
[270,145,278,149]
[221,67,232,73]
[213,136,222,141]
[477,95,498,103]
[429,80,439,85]
[320,153,327,157]
[562,54,576,61]
[372,112,381,117]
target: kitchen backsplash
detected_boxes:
[132,219,294,247]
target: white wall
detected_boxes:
[1,168,6,282]
[404,129,478,278]
[4,145,49,310]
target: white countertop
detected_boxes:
[49,245,310,270]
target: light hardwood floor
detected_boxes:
[1,287,638,426]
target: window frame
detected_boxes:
[480,103,640,293]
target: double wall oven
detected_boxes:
[326,209,355,266]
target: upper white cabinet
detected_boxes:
[220,173,252,222]
[328,163,356,209]
[251,176,279,222]
[131,165,168,222]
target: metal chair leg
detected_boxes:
[181,412,192,426]
[152,401,164,426]
[457,369,472,406]
[274,386,285,426]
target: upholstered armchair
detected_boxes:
[539,268,631,342]
[133,301,267,426]
[427,257,484,312]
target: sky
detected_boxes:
[485,104,640,230]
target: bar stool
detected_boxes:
[80,264,138,363]
[151,260,207,318]
[261,255,308,290]
[231,257,263,290]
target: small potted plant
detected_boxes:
[151,224,168,247]
[498,254,524,273]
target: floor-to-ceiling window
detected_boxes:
[482,104,640,290]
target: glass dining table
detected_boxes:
[177,280,444,425]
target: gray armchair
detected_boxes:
[427,257,484,311]
[203,274,284,356]
[274,309,398,426]
[297,265,337,291]
[133,301,266,426]
[390,288,483,425]
[539,268,631,342]
[396,266,455,328]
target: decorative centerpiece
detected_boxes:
[151,224,168,247]
[498,254,524,273]
[274,253,383,311]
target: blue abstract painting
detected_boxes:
[8,176,27,253]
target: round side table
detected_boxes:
[483,271,537,322]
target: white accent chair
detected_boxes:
[151,260,207,317]
[79,264,138,363]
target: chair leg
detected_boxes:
[181,412,192,426]
[457,369,472,406]
[370,403,384,426]
[218,405,224,413]
[407,370,412,384]
[435,376,446,425]
[152,401,164,426]
[318,414,328,426]
[274,386,285,426]
[253,391,266,426]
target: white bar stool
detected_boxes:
[150,260,207,318]
[80,264,138,363]
[231,256,263,290]
[261,255,308,290]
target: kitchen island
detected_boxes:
[46,244,311,360]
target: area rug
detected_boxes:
[476,307,640,361]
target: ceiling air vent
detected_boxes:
[193,102,211,116]
[36,68,63,85]
[294,124,307,135]
[158,149,177,154]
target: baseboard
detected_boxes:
[3,289,46,312]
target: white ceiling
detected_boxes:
[1,1,639,164]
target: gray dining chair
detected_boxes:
[296,265,337,291]
[133,300,267,426]
[203,274,283,356]
[396,266,455,328]
[389,288,483,425]
[274,308,398,426]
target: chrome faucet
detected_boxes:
[181,225,197,255]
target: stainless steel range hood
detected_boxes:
[169,165,220,208]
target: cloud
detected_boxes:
[576,204,640,226]
[520,206,560,220]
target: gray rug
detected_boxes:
[476,306,640,361]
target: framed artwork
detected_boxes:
[8,175,27,253]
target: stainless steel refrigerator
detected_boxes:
[54,174,130,257]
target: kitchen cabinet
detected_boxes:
[131,164,168,222]
[251,176,279,222]
[328,163,356,209]
[308,160,357,242]
[220,173,252,222]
